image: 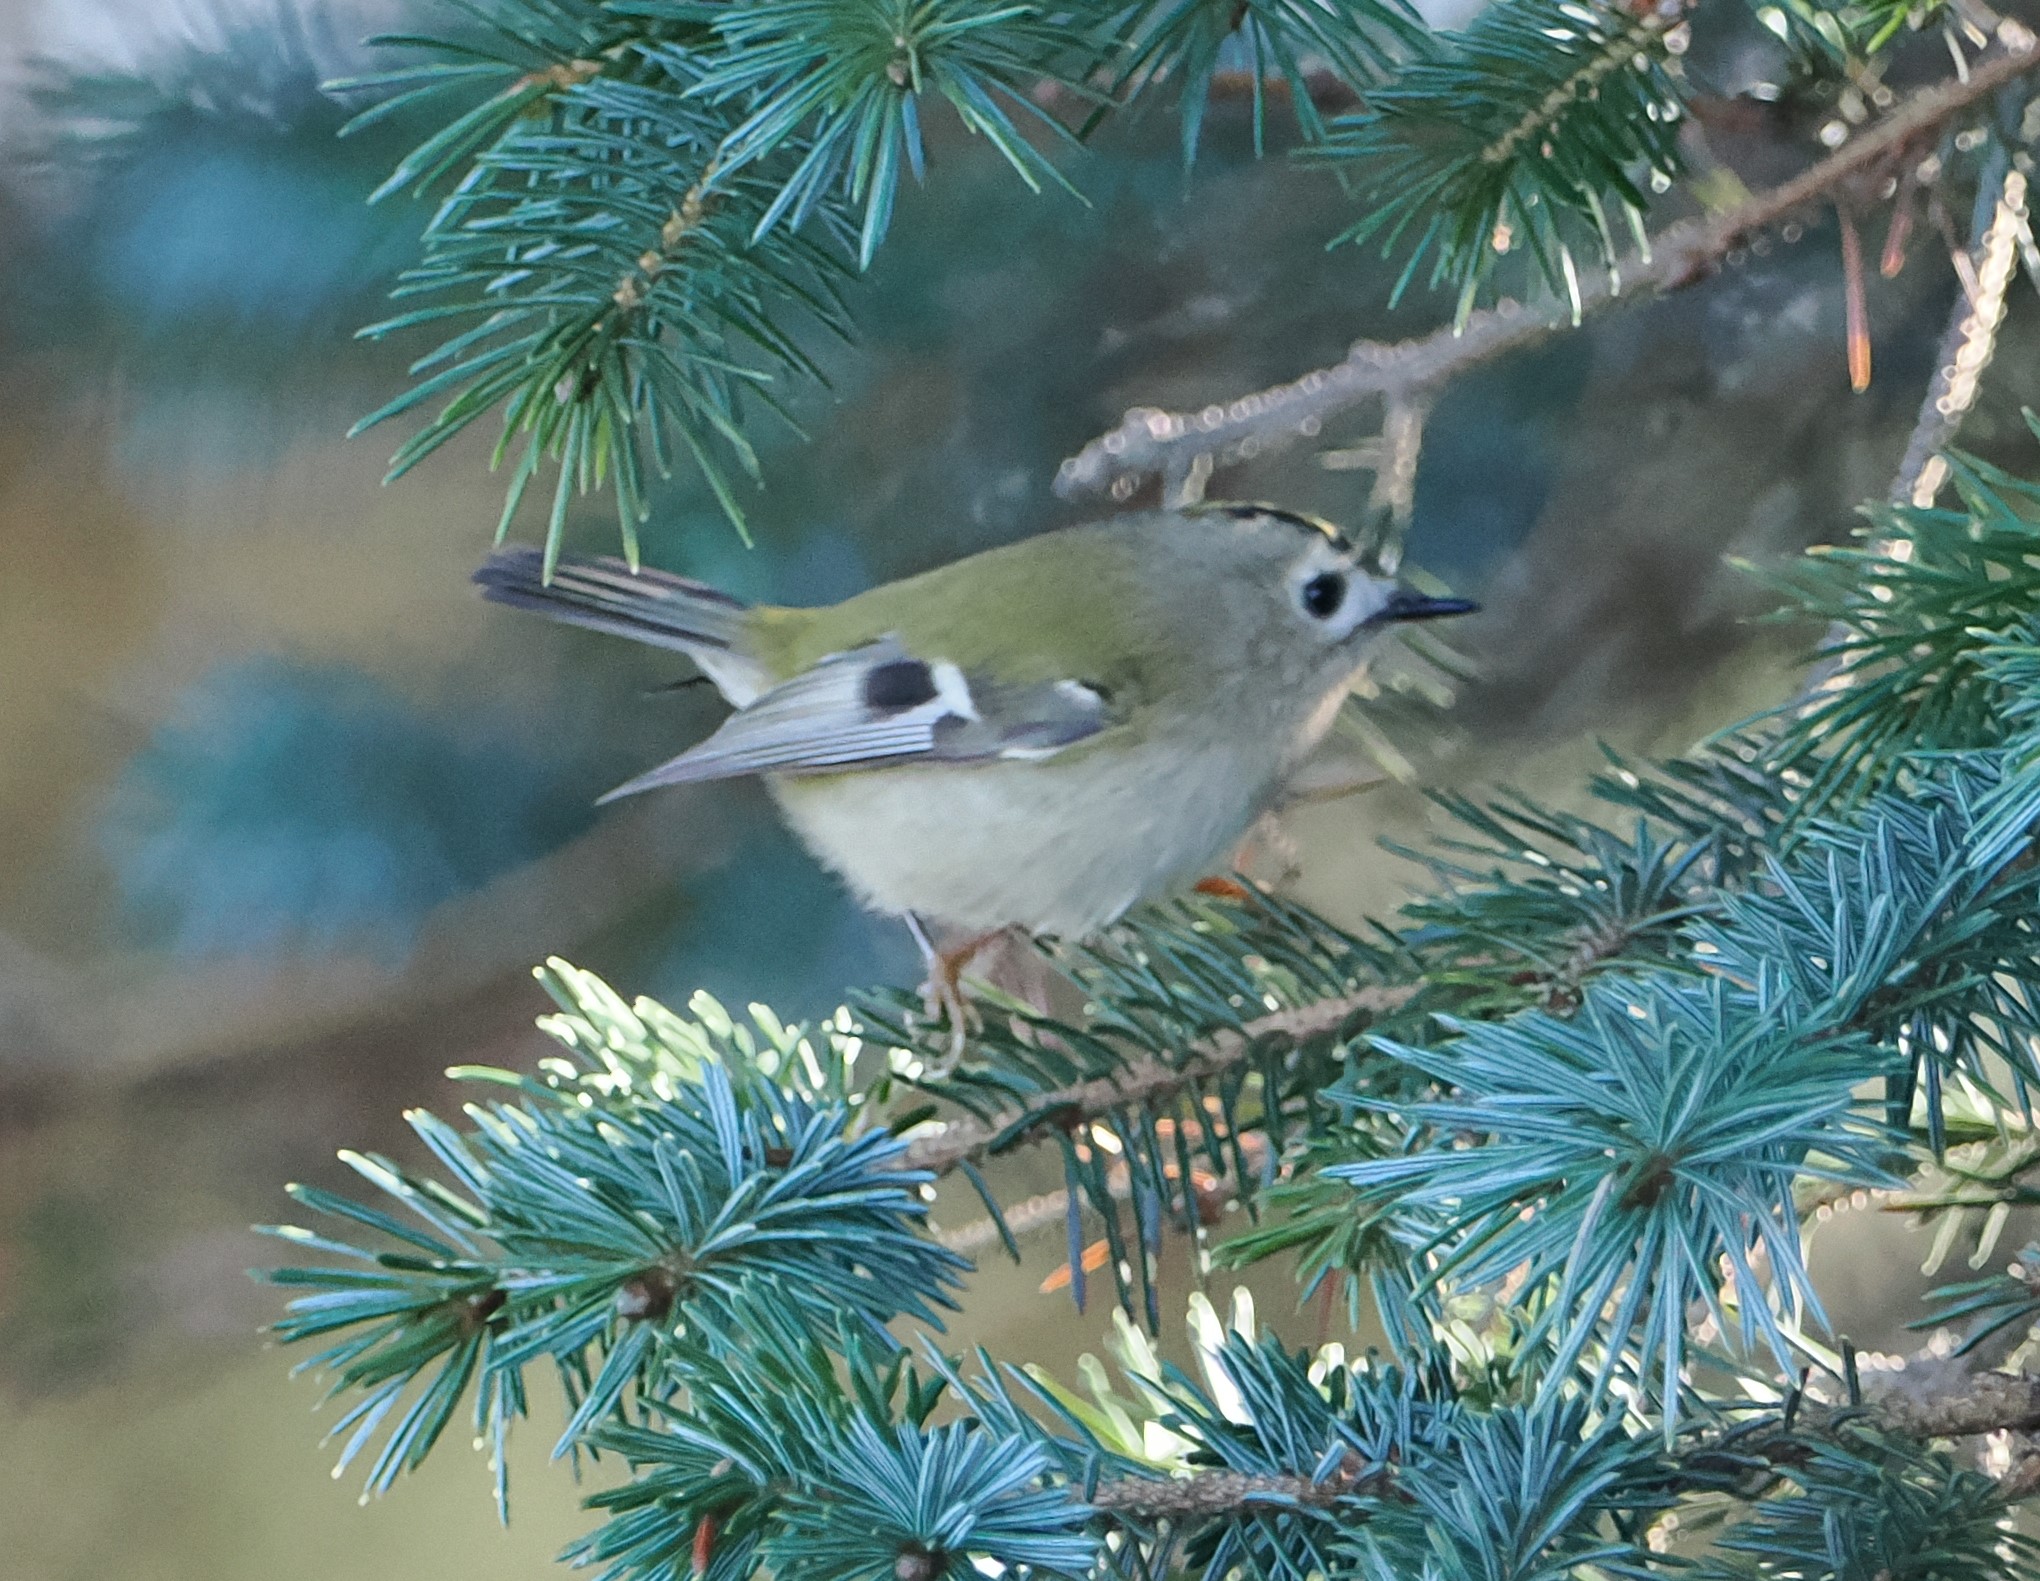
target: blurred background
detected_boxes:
[4,2,2039,1576]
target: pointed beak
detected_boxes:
[1379,587,1479,623]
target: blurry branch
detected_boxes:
[1801,153,2027,701]
[900,987,1408,1177]
[1868,1369,2040,1441]
[1368,393,1432,566]
[1056,29,2040,505]
[1204,67,1362,112]
[936,1186,1074,1251]
[1891,161,2029,509]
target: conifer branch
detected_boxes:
[900,987,1410,1176]
[261,3,2040,1568]
[1089,1461,1385,1518]
[1800,148,2030,704]
[935,1186,1075,1250]
[1891,160,2029,510]
[1057,29,2040,502]
[1078,1375,2040,1528]
[1868,1369,2040,1440]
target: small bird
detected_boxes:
[476,503,1475,1052]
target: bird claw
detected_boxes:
[918,968,976,1076]
[904,916,997,1077]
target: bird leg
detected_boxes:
[903,915,1003,1072]
[1193,811,1303,903]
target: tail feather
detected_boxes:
[475,546,749,650]
[475,546,770,704]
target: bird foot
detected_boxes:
[905,919,1002,1076]
[920,961,976,1074]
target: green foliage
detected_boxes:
[268,1,2040,1574]
[770,1416,1094,1581]
[1367,1398,1666,1581]
[1310,688,2040,1425]
[340,0,1084,559]
[1145,1331,1427,1580]
[1095,0,1426,161]
[1343,976,1896,1420]
[1757,446,2040,823]
[1165,1337,1665,1581]
[853,890,1398,1327]
[958,1320,1670,1581]
[347,24,853,571]
[1692,761,2040,1148]
[1588,730,1799,876]
[1925,1242,2040,1355]
[1212,1133,1419,1340]
[1387,788,1720,1018]
[1786,0,1958,58]
[262,967,961,1507]
[336,0,2005,561]
[684,0,1085,267]
[1313,0,1685,320]
[575,1291,1094,1581]
[1692,1415,2038,1581]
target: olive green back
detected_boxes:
[748,518,1167,700]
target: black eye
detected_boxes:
[1301,571,1346,619]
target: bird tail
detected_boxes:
[474,546,756,653]
[475,546,772,704]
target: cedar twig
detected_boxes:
[1091,1460,1387,1519]
[901,987,1410,1177]
[925,882,1652,1231]
[1056,32,2040,503]
[1866,1368,2040,1441]
[1083,1373,2040,1524]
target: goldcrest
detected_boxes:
[476,503,1475,948]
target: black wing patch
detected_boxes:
[597,639,1116,802]
[862,659,940,712]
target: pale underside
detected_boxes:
[770,728,1294,938]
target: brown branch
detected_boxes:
[517,57,604,94]
[1889,162,2028,509]
[1056,31,2040,503]
[1091,1460,1388,1520]
[1862,1366,2040,1499]
[611,157,721,315]
[1080,1374,2040,1527]
[1867,1369,2040,1441]
[901,987,1411,1177]
[2004,1442,2040,1499]
[1205,67,1362,114]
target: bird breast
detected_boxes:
[768,729,1288,939]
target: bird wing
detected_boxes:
[598,638,1116,802]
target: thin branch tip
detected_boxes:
[900,985,1412,1177]
[1058,37,2040,505]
